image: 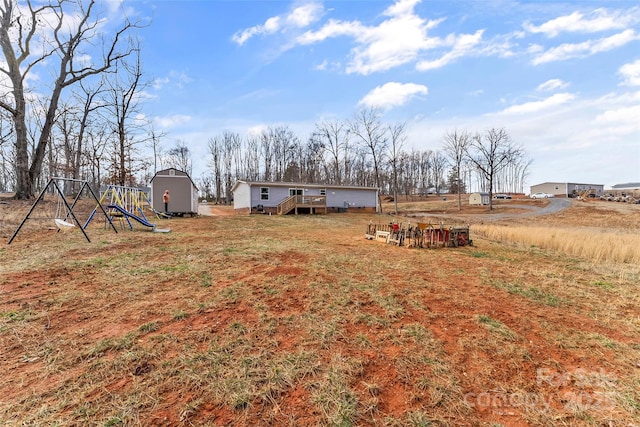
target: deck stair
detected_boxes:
[277,195,327,215]
[277,195,297,215]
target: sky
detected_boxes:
[128,0,639,191]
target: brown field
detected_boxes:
[1,194,639,426]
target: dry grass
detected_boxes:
[1,196,640,426]
[472,224,640,265]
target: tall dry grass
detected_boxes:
[472,224,640,265]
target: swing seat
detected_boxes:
[54,218,75,231]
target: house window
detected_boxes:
[320,189,326,196]
[289,189,303,196]
[260,187,269,200]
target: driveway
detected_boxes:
[407,197,573,222]
[485,197,572,220]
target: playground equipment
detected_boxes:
[7,177,118,244]
[366,221,471,248]
[85,184,170,233]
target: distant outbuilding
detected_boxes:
[469,192,490,206]
[530,182,604,198]
[608,182,640,199]
[150,168,199,216]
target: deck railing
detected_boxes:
[277,195,297,215]
[277,195,327,215]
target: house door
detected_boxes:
[289,189,303,196]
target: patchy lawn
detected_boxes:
[1,197,639,426]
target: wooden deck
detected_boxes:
[277,195,327,215]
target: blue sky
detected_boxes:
[132,0,640,191]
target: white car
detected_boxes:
[530,192,554,199]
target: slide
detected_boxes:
[107,204,155,228]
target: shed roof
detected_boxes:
[611,182,640,189]
[150,168,198,190]
[532,181,603,187]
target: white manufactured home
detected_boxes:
[231,181,379,214]
[150,168,199,216]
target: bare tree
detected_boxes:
[243,135,260,181]
[222,131,240,203]
[350,107,387,190]
[147,124,165,174]
[197,173,214,201]
[208,136,223,203]
[85,123,110,190]
[431,151,447,195]
[0,109,15,191]
[418,150,433,195]
[467,127,522,210]
[302,135,324,184]
[313,118,347,185]
[443,129,471,211]
[166,140,192,175]
[0,0,140,198]
[388,122,406,215]
[260,131,273,181]
[104,47,147,186]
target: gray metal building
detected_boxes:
[530,182,604,198]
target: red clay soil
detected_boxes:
[1,198,639,426]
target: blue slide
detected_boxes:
[107,204,155,229]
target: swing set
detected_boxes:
[84,184,170,232]
[7,177,118,244]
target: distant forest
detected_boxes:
[0,0,529,201]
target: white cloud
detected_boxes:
[247,124,269,136]
[150,71,193,92]
[152,77,170,90]
[232,2,323,45]
[313,59,328,71]
[287,2,324,27]
[405,89,639,188]
[358,82,428,110]
[596,104,640,124]
[297,19,363,44]
[531,29,639,65]
[536,79,568,92]
[232,17,281,45]
[154,114,192,129]
[416,30,483,71]
[297,0,447,75]
[347,15,445,74]
[499,93,576,114]
[619,59,640,86]
[523,7,640,37]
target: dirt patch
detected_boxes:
[198,203,236,216]
[1,195,639,426]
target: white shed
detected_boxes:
[469,192,490,206]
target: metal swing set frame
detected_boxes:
[7,177,118,244]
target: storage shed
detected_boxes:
[469,192,490,206]
[150,168,199,216]
[231,181,379,214]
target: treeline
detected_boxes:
[201,110,530,207]
[0,1,529,204]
